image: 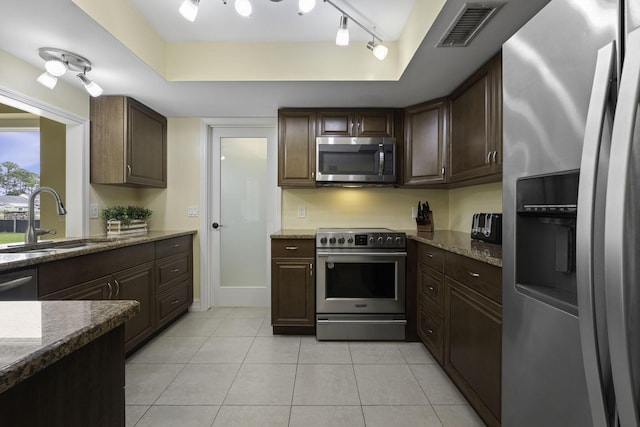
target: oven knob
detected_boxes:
[369,237,375,245]
[377,237,384,244]
[329,237,336,244]
[386,237,393,244]
[395,237,403,245]
[338,237,345,244]
[347,237,354,244]
[320,237,327,244]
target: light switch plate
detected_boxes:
[89,203,99,219]
[187,206,199,217]
[411,206,418,218]
[297,205,306,218]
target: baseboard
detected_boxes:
[189,299,202,312]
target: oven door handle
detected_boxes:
[317,319,407,325]
[317,251,407,257]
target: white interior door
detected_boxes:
[209,125,278,307]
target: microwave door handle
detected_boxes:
[378,144,385,175]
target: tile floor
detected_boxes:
[125,307,487,427]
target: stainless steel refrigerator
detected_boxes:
[503,0,640,425]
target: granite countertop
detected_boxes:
[270,229,317,239]
[404,230,502,267]
[0,300,139,394]
[0,230,196,272]
[271,228,501,267]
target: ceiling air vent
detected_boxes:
[437,2,504,47]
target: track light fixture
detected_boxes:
[298,0,316,15]
[335,15,349,46]
[36,47,103,97]
[177,0,389,60]
[179,0,200,22]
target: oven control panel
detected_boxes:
[316,229,406,249]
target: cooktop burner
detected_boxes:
[316,228,406,249]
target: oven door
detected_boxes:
[316,250,406,314]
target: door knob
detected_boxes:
[212,222,220,229]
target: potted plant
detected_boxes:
[101,205,152,235]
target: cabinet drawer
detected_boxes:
[157,254,191,292]
[445,252,501,303]
[157,281,190,327]
[418,244,444,272]
[271,239,315,258]
[419,264,444,312]
[418,298,444,363]
[156,235,191,259]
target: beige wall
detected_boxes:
[140,118,202,298]
[448,181,503,232]
[282,181,503,233]
[39,118,67,235]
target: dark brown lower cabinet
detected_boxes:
[116,262,155,351]
[444,276,502,427]
[0,326,125,427]
[271,238,315,334]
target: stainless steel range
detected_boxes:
[315,228,407,340]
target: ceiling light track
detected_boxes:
[36,47,103,97]
[177,0,388,60]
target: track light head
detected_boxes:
[235,0,252,17]
[77,73,104,97]
[367,40,388,61]
[298,0,316,15]
[336,15,349,46]
[179,0,200,22]
[44,59,66,77]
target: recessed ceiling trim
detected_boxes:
[437,2,505,47]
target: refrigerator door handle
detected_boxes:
[577,40,617,427]
[605,26,640,427]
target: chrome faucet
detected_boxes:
[25,187,67,244]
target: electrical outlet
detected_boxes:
[187,206,199,217]
[297,205,307,218]
[90,203,99,219]
[411,206,418,218]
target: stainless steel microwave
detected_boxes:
[315,137,396,184]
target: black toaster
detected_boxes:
[471,213,502,244]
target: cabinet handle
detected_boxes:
[107,282,113,299]
[172,268,180,273]
[113,279,121,297]
[427,253,434,258]
[285,246,299,251]
[172,299,181,305]
[468,271,480,278]
[310,263,313,276]
[127,164,132,176]
[441,167,445,176]
[492,150,498,163]
[486,152,492,164]
[311,171,315,178]
[428,286,435,291]
[172,243,181,248]
[427,329,434,334]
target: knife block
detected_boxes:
[416,212,434,232]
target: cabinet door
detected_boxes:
[448,53,502,184]
[127,98,167,188]
[115,262,155,352]
[317,110,354,136]
[404,99,448,185]
[271,258,314,327]
[444,277,501,427]
[278,110,316,187]
[356,109,394,137]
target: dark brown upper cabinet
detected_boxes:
[448,53,502,184]
[278,109,317,188]
[403,98,448,186]
[90,96,167,188]
[317,109,394,137]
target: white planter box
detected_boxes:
[107,220,148,236]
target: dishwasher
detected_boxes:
[0,267,38,300]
